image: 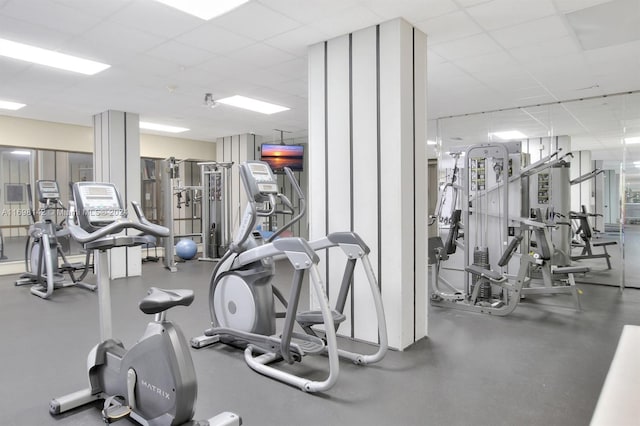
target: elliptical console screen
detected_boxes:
[37,180,60,202]
[78,184,123,225]
[248,162,278,194]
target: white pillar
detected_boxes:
[93,110,141,278]
[216,133,261,234]
[308,18,428,350]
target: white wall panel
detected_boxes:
[326,35,353,330]
[308,42,328,310]
[413,28,428,341]
[351,25,380,342]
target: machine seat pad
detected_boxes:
[139,287,194,314]
[553,266,590,275]
[465,265,505,282]
[296,310,346,327]
[593,241,617,247]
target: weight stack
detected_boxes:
[470,246,492,300]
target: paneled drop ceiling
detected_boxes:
[0,0,638,158]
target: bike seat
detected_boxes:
[139,287,194,314]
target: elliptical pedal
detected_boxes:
[289,332,326,355]
[296,309,346,329]
[102,395,132,423]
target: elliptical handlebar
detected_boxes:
[66,200,170,244]
[266,167,307,243]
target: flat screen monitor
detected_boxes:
[260,144,304,172]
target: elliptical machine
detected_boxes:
[50,181,240,426]
[192,161,387,392]
[15,180,94,299]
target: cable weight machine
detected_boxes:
[163,158,233,271]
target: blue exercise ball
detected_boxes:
[175,239,197,260]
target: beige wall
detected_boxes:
[0,115,217,160]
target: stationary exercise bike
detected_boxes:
[50,181,240,426]
[15,180,95,299]
[192,161,387,392]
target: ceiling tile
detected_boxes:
[566,0,640,50]
[256,0,360,25]
[365,0,459,23]
[263,26,330,56]
[64,21,165,65]
[175,23,255,55]
[265,58,308,80]
[310,5,385,38]
[453,50,521,75]
[429,33,503,61]
[214,2,301,41]
[0,14,72,47]
[491,15,570,49]
[118,54,183,79]
[226,43,297,69]
[456,0,492,5]
[554,0,617,14]
[50,0,132,18]
[416,10,483,45]
[467,0,556,31]
[1,0,103,36]
[509,35,581,63]
[198,55,252,79]
[109,1,202,39]
[145,40,212,68]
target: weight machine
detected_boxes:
[429,143,585,315]
[163,158,233,271]
[198,161,233,261]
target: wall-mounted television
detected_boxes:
[260,144,304,173]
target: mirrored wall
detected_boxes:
[0,147,93,262]
[432,91,640,289]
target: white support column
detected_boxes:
[93,110,141,279]
[308,18,428,350]
[216,133,260,234]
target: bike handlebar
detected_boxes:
[67,201,170,244]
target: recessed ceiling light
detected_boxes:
[218,95,290,115]
[624,137,640,145]
[0,38,110,75]
[427,140,437,145]
[140,121,189,133]
[0,100,26,110]
[489,130,527,140]
[153,0,249,20]
[10,150,31,156]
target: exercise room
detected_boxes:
[1,1,639,425]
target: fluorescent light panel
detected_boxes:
[490,130,527,140]
[0,38,110,75]
[10,150,31,155]
[153,0,249,20]
[624,137,640,145]
[0,100,26,110]
[140,121,189,133]
[427,140,437,145]
[218,95,289,115]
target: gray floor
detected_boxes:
[1,259,639,426]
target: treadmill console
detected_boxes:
[36,180,60,203]
[72,182,125,231]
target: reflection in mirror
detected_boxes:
[0,147,93,262]
[431,91,639,292]
[0,147,33,262]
